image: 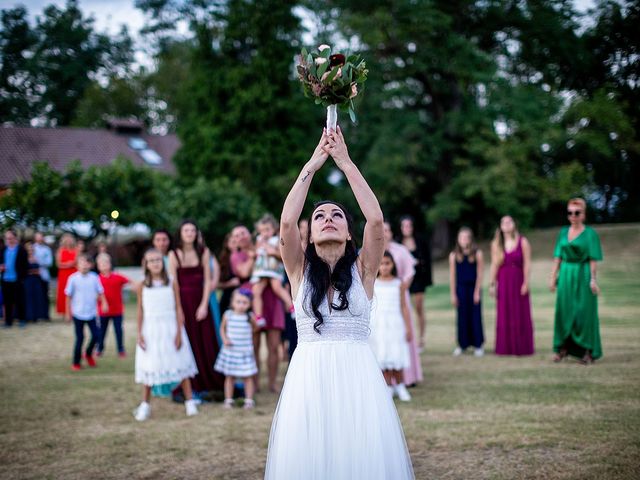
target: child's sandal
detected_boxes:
[223,398,234,409]
[243,398,255,409]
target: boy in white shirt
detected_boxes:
[65,254,108,371]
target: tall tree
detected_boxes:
[0,1,135,126]
[0,6,38,123]
[137,0,322,214]
[33,1,134,126]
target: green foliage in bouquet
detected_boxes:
[297,45,368,123]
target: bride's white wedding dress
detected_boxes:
[265,264,415,479]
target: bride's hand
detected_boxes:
[326,126,351,170]
[309,129,330,170]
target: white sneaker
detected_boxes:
[396,383,412,402]
[388,385,396,398]
[185,399,199,416]
[474,347,485,357]
[453,347,463,356]
[133,402,151,421]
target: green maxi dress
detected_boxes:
[553,225,603,359]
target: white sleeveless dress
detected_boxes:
[265,264,415,479]
[134,281,198,386]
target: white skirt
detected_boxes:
[135,310,198,386]
[265,341,415,479]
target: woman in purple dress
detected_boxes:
[489,216,534,356]
[169,220,224,395]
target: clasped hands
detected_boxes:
[309,126,351,171]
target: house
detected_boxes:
[0,119,179,192]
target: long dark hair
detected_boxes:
[378,251,398,278]
[151,229,173,253]
[174,220,205,266]
[218,233,234,281]
[304,201,358,333]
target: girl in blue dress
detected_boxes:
[449,227,485,356]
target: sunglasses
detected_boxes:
[567,210,582,216]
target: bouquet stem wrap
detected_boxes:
[326,104,338,131]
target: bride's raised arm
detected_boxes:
[325,127,385,289]
[280,130,330,285]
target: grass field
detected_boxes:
[1,224,639,479]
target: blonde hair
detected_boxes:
[491,216,519,268]
[142,248,169,288]
[96,253,112,264]
[256,213,279,232]
[60,233,76,249]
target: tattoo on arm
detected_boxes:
[301,170,311,183]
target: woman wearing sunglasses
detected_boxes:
[549,198,603,364]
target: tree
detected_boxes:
[137,0,322,215]
[0,6,38,123]
[32,1,134,126]
[0,159,170,238]
[167,177,264,247]
[0,1,135,126]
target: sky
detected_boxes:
[3,0,598,67]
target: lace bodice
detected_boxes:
[294,263,372,344]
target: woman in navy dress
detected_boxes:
[449,227,485,356]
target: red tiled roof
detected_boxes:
[0,126,179,186]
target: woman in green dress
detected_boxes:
[549,198,603,364]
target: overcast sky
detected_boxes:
[3,0,597,67]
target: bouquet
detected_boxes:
[297,44,368,130]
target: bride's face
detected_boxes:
[310,203,349,246]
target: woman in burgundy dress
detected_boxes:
[489,215,534,356]
[169,221,224,395]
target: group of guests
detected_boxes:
[0,196,604,419]
[447,197,603,366]
[0,230,53,327]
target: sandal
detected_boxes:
[222,398,234,409]
[579,351,593,365]
[243,398,255,410]
[553,349,567,363]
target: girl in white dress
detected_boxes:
[214,288,259,409]
[265,127,414,479]
[133,248,199,421]
[370,251,413,402]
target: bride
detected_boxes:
[265,127,415,479]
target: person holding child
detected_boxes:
[134,248,199,421]
[230,224,285,393]
[251,214,296,327]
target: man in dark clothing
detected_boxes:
[1,230,29,327]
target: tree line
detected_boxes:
[1,0,638,244]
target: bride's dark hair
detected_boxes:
[304,201,358,333]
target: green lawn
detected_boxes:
[1,224,639,479]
